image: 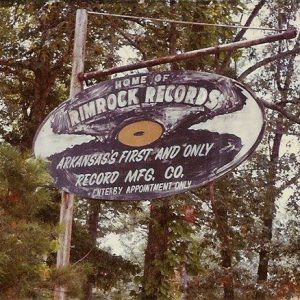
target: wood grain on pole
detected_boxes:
[53,9,87,300]
[80,29,297,80]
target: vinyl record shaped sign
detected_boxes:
[33,71,265,201]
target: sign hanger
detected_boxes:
[87,11,286,32]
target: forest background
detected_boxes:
[0,0,299,299]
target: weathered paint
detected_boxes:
[33,71,265,201]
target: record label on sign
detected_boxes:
[33,71,265,201]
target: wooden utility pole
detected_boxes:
[53,9,88,300]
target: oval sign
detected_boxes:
[33,71,265,201]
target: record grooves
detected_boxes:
[33,71,265,201]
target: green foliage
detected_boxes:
[50,264,92,299]
[71,216,140,292]
[0,144,93,298]
[0,0,299,299]
[0,144,55,298]
[0,1,133,148]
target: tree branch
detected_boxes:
[81,29,297,80]
[276,99,299,106]
[0,57,34,72]
[260,98,300,124]
[108,18,150,64]
[234,0,267,43]
[72,248,93,266]
[278,173,300,193]
[280,35,300,94]
[0,58,14,65]
[0,65,18,75]
[220,0,267,71]
[238,47,300,80]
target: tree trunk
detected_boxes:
[84,201,100,300]
[142,3,181,297]
[255,123,283,300]
[142,201,171,299]
[220,243,234,300]
[209,182,235,300]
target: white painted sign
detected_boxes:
[33,71,265,200]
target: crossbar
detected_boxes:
[80,29,297,81]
